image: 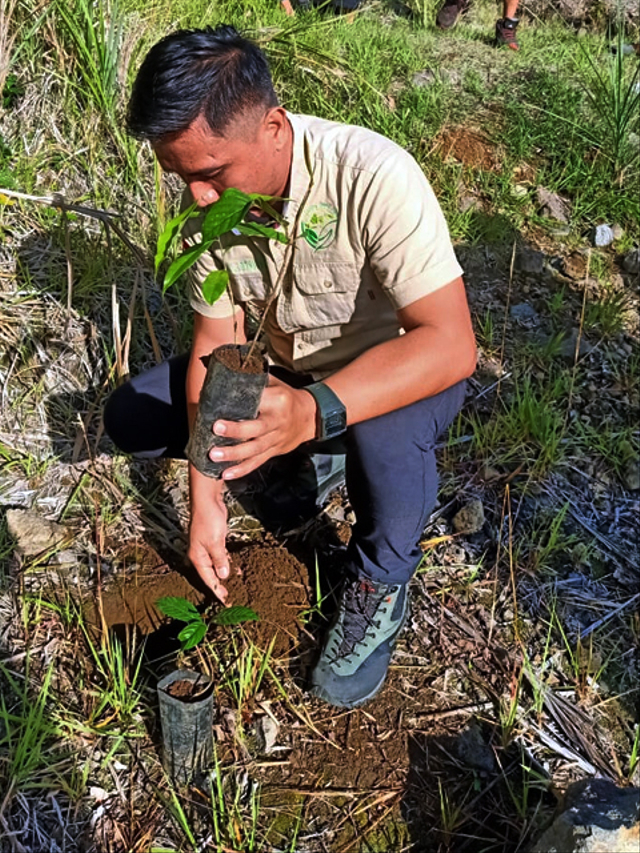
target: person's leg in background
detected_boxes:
[310,380,467,709]
[495,0,520,50]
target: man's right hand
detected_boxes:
[188,464,230,603]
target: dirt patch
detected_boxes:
[225,542,310,657]
[84,543,204,636]
[213,343,266,375]
[436,127,501,172]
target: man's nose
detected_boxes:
[189,183,219,207]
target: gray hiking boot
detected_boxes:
[310,576,409,709]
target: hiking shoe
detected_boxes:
[436,0,467,30]
[310,576,409,709]
[495,17,519,50]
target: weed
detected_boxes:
[156,595,259,650]
[583,287,630,337]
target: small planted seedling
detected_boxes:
[156,596,260,650]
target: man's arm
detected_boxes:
[209,276,476,479]
[187,309,245,602]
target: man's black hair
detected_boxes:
[126,25,279,141]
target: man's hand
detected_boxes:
[188,466,231,603]
[208,375,317,481]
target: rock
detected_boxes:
[516,248,546,275]
[560,329,593,362]
[536,186,572,223]
[621,457,640,491]
[6,509,70,557]
[455,722,495,773]
[478,464,501,482]
[612,224,624,240]
[622,248,639,275]
[593,224,614,247]
[452,500,485,535]
[412,69,437,87]
[562,251,589,280]
[255,715,279,755]
[511,302,540,327]
[531,778,640,853]
[459,193,481,213]
[512,183,529,198]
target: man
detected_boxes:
[436,0,521,50]
[104,25,477,709]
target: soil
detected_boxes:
[224,541,310,658]
[84,542,205,637]
[214,343,266,375]
[436,127,501,172]
[164,677,211,701]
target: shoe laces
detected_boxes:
[331,579,394,661]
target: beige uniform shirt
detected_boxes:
[184,113,463,379]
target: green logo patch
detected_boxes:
[300,202,338,250]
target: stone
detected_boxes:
[531,778,640,853]
[455,722,495,773]
[516,248,546,275]
[593,224,615,247]
[255,715,279,755]
[6,509,70,557]
[612,224,624,240]
[452,500,485,535]
[536,186,572,223]
[622,248,639,275]
[412,69,437,88]
[459,193,481,213]
[562,251,589,280]
[560,329,593,362]
[478,464,501,482]
[511,302,541,327]
[621,457,640,491]
[512,183,529,198]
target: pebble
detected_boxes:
[593,223,614,247]
[621,457,640,491]
[452,500,485,535]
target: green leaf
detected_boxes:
[162,240,210,292]
[156,596,201,623]
[202,269,229,305]
[178,620,208,650]
[212,605,260,626]
[155,202,197,275]
[201,188,253,241]
[235,222,288,244]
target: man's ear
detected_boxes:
[263,106,288,147]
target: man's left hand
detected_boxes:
[208,375,317,480]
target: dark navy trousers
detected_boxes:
[103,353,465,585]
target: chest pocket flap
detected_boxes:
[291,262,360,327]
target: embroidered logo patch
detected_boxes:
[300,203,338,250]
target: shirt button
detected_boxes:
[324,280,333,289]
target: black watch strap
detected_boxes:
[305,382,347,441]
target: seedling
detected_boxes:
[155,187,287,306]
[156,596,259,650]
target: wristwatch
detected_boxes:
[304,382,347,441]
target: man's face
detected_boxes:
[153,107,292,208]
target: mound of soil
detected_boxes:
[225,542,310,657]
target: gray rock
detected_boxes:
[593,224,615,247]
[516,248,546,275]
[6,509,70,557]
[255,715,279,755]
[511,302,541,327]
[536,187,572,223]
[560,329,593,362]
[412,69,437,88]
[622,248,639,275]
[459,194,481,213]
[456,722,495,773]
[452,500,485,535]
[531,778,640,853]
[621,457,640,491]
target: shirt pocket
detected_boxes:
[291,262,360,328]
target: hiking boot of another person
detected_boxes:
[495,17,520,50]
[436,0,467,30]
[310,576,409,709]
